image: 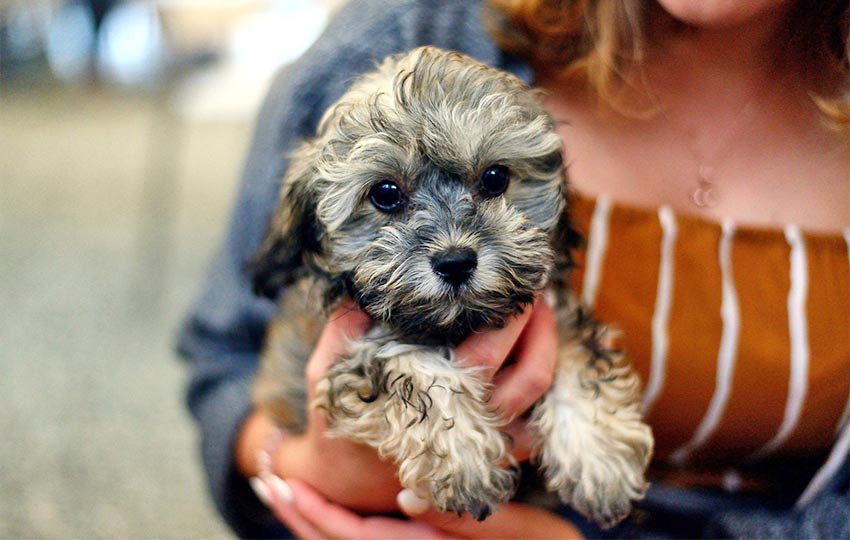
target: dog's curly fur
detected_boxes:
[251,46,653,526]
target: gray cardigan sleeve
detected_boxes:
[175,1,510,536]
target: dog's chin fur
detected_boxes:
[250,46,653,526]
[356,289,531,345]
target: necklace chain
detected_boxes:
[687,99,757,208]
[662,85,762,208]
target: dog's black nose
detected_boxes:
[431,248,477,286]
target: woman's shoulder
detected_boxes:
[327,0,498,52]
[258,0,534,166]
[298,0,509,78]
[269,0,523,138]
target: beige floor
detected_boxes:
[1,79,253,538]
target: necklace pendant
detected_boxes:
[692,165,718,207]
[691,184,718,208]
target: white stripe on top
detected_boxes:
[795,228,850,507]
[839,229,850,430]
[795,419,850,508]
[671,220,740,465]
[750,224,810,460]
[642,206,677,416]
[581,195,612,310]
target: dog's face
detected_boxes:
[254,47,574,343]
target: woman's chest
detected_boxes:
[540,86,849,234]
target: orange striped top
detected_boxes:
[568,192,850,499]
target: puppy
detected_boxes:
[251,46,652,526]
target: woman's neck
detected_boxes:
[639,2,800,107]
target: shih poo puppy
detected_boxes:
[251,46,652,527]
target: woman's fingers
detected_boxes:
[253,476,330,540]
[503,418,536,462]
[453,303,534,377]
[257,477,457,540]
[489,300,558,420]
[455,298,558,420]
[305,300,371,396]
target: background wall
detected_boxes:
[0,1,341,536]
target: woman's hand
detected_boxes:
[238,297,560,513]
[253,478,582,540]
[456,297,558,461]
[238,301,402,513]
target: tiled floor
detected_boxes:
[1,81,252,538]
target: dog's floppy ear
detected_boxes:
[551,170,584,278]
[251,156,322,299]
[553,205,583,271]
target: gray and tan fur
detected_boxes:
[251,46,653,526]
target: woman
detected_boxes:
[177,0,849,537]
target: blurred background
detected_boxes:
[0,0,342,536]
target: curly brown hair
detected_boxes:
[485,0,849,130]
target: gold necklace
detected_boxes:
[683,99,758,208]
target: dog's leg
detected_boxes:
[529,325,653,528]
[253,319,310,431]
[315,340,516,520]
[253,282,325,432]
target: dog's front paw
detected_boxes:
[314,343,520,520]
[538,421,651,528]
[378,349,517,520]
[312,354,390,449]
[423,460,516,521]
[390,387,517,520]
[531,344,653,528]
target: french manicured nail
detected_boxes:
[268,475,294,504]
[249,476,272,506]
[397,488,430,515]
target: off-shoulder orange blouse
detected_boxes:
[568,192,850,499]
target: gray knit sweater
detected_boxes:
[176,1,849,538]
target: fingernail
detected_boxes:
[249,477,272,506]
[268,475,294,504]
[543,289,556,308]
[397,488,430,515]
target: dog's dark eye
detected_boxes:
[479,165,510,198]
[368,181,405,213]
